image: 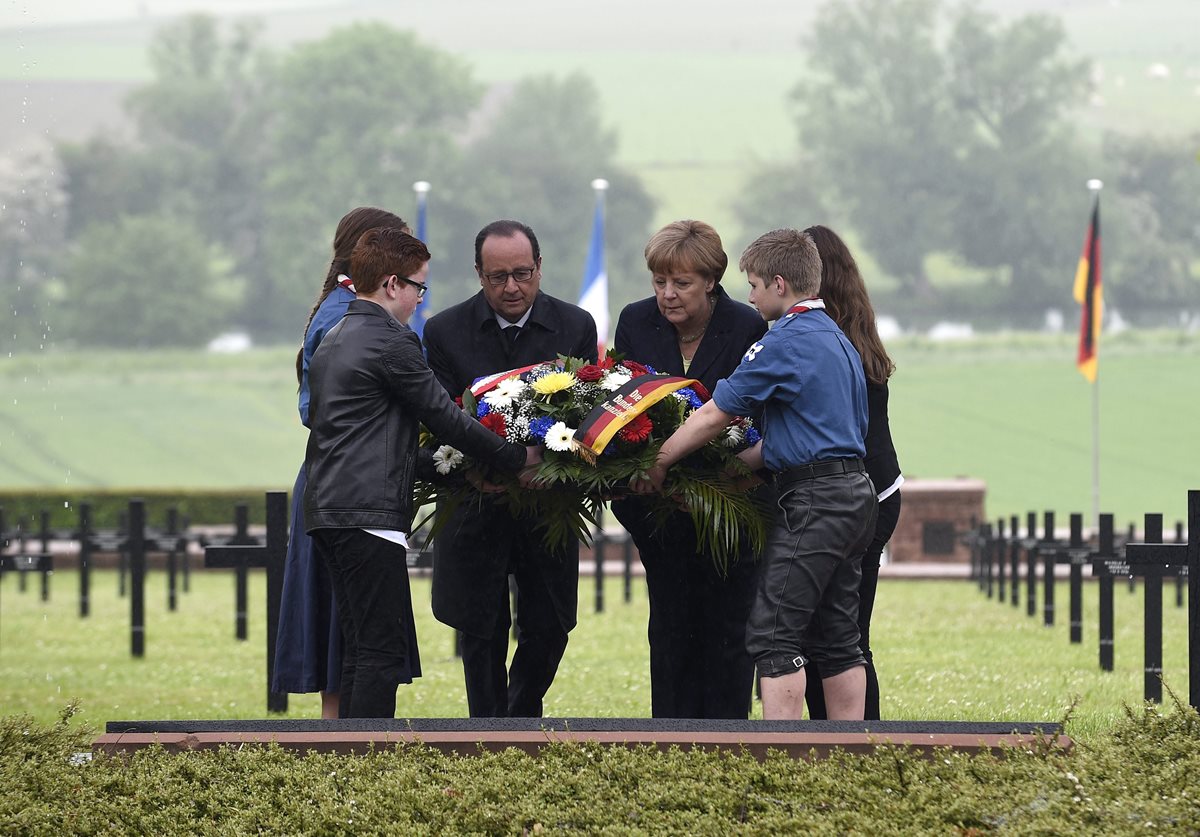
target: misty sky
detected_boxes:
[0,0,334,29]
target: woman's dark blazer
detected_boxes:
[613,285,767,395]
[612,285,768,553]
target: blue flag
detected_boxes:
[410,185,430,339]
[578,187,608,354]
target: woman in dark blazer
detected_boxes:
[611,220,768,719]
[802,224,902,721]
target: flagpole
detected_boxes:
[592,178,608,259]
[1087,177,1103,532]
[412,180,430,240]
[591,177,608,210]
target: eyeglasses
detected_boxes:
[482,267,536,287]
[392,275,427,299]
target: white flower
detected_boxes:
[484,376,526,410]
[722,424,745,448]
[507,414,532,444]
[544,421,576,452]
[600,370,631,391]
[432,445,463,475]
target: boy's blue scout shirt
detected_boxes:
[712,307,868,473]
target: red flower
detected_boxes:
[621,360,651,378]
[617,413,653,443]
[454,396,464,408]
[597,355,616,370]
[576,364,605,382]
[689,381,711,402]
[480,412,507,438]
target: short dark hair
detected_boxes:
[350,228,430,295]
[474,220,540,268]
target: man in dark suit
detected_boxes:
[422,219,598,717]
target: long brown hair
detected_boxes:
[805,225,894,385]
[295,207,409,383]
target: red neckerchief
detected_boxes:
[785,297,825,317]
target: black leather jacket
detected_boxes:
[304,300,525,533]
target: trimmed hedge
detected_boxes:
[0,488,287,530]
[3,701,1199,834]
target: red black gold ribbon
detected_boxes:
[572,374,698,459]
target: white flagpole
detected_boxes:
[1087,177,1103,532]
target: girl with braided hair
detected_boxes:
[272,207,409,718]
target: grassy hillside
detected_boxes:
[1,0,1197,244]
[0,348,305,490]
[1,332,1196,522]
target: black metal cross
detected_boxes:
[1041,510,1099,642]
[1089,513,1121,673]
[962,516,986,588]
[981,519,1000,601]
[1123,490,1198,711]
[1005,514,1020,609]
[0,510,55,602]
[1034,511,1067,628]
[1019,511,1039,616]
[204,492,288,713]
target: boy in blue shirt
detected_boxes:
[634,228,878,720]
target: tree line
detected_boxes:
[1,0,1196,349]
[739,0,1200,329]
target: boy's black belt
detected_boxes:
[774,458,865,488]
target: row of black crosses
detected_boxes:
[0,498,282,708]
[967,490,1198,711]
[6,493,673,715]
[1,503,192,618]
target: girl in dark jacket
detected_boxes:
[802,224,903,721]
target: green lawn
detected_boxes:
[887,333,1200,524]
[2,332,1197,522]
[1,569,1190,744]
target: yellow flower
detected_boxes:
[531,371,575,396]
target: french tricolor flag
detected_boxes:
[578,179,609,356]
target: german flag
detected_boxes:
[1073,196,1102,383]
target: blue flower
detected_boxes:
[745,425,761,445]
[476,401,491,418]
[529,415,555,441]
[677,388,703,409]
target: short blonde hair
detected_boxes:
[644,220,728,285]
[738,228,821,297]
